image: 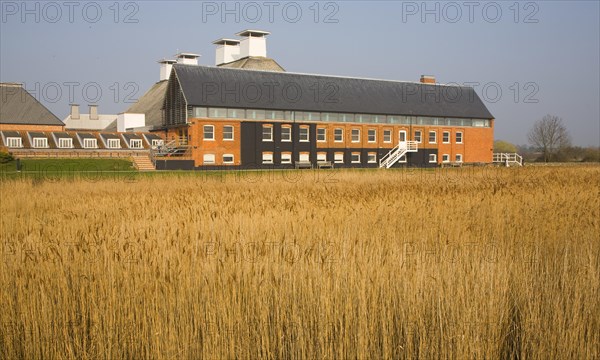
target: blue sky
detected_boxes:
[1,1,599,146]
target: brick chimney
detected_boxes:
[420,75,436,84]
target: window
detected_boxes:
[367,152,377,163]
[83,138,97,149]
[351,152,361,163]
[334,128,343,142]
[129,139,143,149]
[6,137,22,148]
[429,154,437,163]
[281,126,292,142]
[414,130,422,143]
[299,127,309,142]
[351,129,360,143]
[368,129,376,143]
[227,109,245,119]
[281,152,292,164]
[223,154,234,164]
[265,110,284,120]
[317,128,326,142]
[398,130,407,142]
[262,125,273,142]
[455,154,463,162]
[429,131,436,144]
[442,131,450,144]
[107,139,120,149]
[208,108,227,118]
[442,154,450,163]
[203,153,215,164]
[151,139,164,147]
[223,126,234,141]
[246,109,265,120]
[58,138,72,149]
[262,152,274,164]
[334,152,344,164]
[32,137,48,148]
[456,132,463,144]
[383,130,392,143]
[305,112,320,121]
[204,125,215,140]
[317,152,327,162]
[299,152,310,162]
[193,107,208,118]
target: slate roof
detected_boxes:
[53,132,72,139]
[99,133,121,140]
[0,83,64,126]
[122,133,141,140]
[104,80,169,131]
[173,65,494,119]
[218,56,285,72]
[77,132,96,139]
[28,132,47,138]
[1,131,21,138]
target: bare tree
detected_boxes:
[528,115,571,162]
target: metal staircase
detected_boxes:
[493,153,523,167]
[149,136,191,165]
[379,141,418,168]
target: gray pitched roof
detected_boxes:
[104,80,169,131]
[122,133,141,140]
[0,83,64,126]
[77,132,96,139]
[28,132,46,138]
[173,65,494,119]
[218,56,285,72]
[53,132,72,139]
[100,133,120,140]
[1,131,21,138]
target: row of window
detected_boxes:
[190,107,491,128]
[429,154,463,163]
[200,124,465,145]
[4,136,163,149]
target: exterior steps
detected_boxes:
[132,155,155,171]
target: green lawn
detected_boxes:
[0,158,138,180]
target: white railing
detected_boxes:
[493,153,523,166]
[379,141,418,168]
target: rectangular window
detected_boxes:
[83,138,97,149]
[227,108,245,119]
[129,139,143,149]
[265,110,284,120]
[442,131,450,144]
[151,139,164,147]
[334,128,343,142]
[414,130,422,143]
[223,125,234,141]
[32,137,48,148]
[340,114,354,123]
[203,153,215,164]
[299,127,309,142]
[208,108,227,118]
[247,109,265,120]
[351,152,361,163]
[317,128,326,142]
[429,131,436,144]
[367,152,377,163]
[383,130,392,143]
[351,129,360,143]
[442,154,450,163]
[429,154,437,163]
[262,125,273,142]
[455,154,463,162]
[317,152,327,162]
[281,126,292,142]
[262,152,273,164]
[281,152,292,164]
[456,132,463,144]
[367,129,376,143]
[6,137,22,148]
[193,107,208,118]
[222,154,234,164]
[334,152,344,164]
[299,152,310,162]
[305,112,321,121]
[58,138,72,148]
[204,125,215,140]
[107,139,120,149]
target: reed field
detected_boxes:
[1,166,599,359]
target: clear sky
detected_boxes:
[1,1,598,146]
